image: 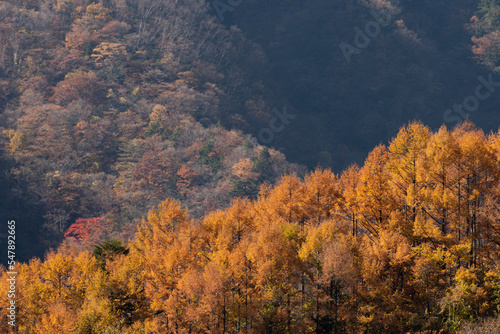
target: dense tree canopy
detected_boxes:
[2,0,500,332]
[2,122,500,333]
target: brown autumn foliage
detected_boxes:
[0,0,299,256]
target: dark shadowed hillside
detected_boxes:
[227,0,500,170]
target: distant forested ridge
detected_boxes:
[2,122,500,333]
[0,0,303,260]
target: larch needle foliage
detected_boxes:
[3,122,500,333]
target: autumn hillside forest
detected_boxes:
[2,0,500,333]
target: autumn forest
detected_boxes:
[2,0,500,333]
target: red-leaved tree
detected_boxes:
[64,217,109,247]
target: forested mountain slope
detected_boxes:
[3,1,500,325]
[0,0,304,260]
[3,0,500,261]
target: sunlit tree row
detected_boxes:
[2,122,500,333]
